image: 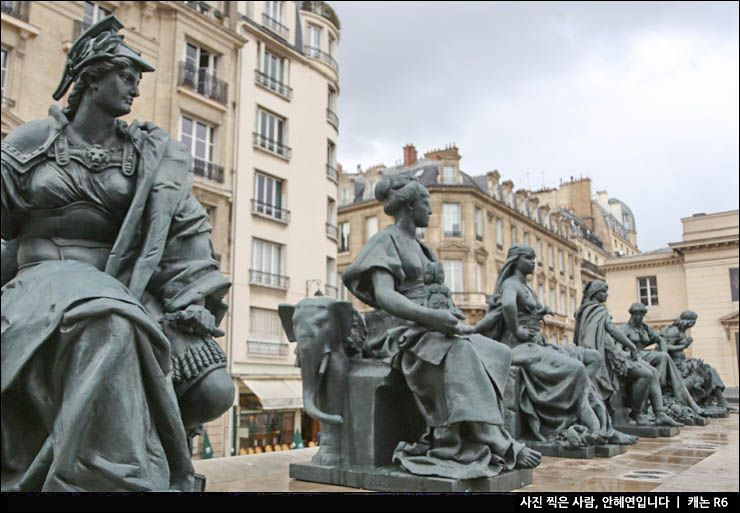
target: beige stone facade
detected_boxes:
[602,210,739,388]
[2,0,247,458]
[338,145,591,345]
[228,1,340,456]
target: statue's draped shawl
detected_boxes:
[574,281,616,397]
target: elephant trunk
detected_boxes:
[301,352,344,425]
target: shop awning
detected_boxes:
[242,379,303,410]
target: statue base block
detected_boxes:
[706,410,730,418]
[289,463,533,492]
[193,473,206,492]
[614,425,680,438]
[524,441,595,459]
[685,416,709,426]
[595,444,628,458]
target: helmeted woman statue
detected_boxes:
[573,281,681,427]
[1,17,234,491]
[474,246,637,447]
[342,172,541,480]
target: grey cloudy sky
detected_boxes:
[331,1,739,252]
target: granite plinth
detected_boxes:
[289,462,533,492]
[193,473,206,492]
[685,416,709,426]
[595,444,628,457]
[615,425,680,438]
[706,410,730,419]
[524,441,595,459]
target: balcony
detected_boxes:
[581,259,604,277]
[262,13,289,39]
[300,1,341,30]
[178,61,228,105]
[444,228,462,238]
[253,132,291,160]
[325,284,338,298]
[1,95,15,109]
[254,69,292,100]
[251,199,290,224]
[326,163,338,181]
[249,269,289,290]
[326,108,338,129]
[1,1,29,22]
[247,340,289,357]
[451,292,488,308]
[326,222,338,240]
[192,158,225,183]
[304,46,338,73]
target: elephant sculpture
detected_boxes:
[279,297,355,466]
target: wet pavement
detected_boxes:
[192,413,738,492]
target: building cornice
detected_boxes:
[668,237,739,254]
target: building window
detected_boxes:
[416,227,425,239]
[443,203,461,237]
[339,222,350,253]
[548,245,554,270]
[476,262,484,292]
[306,23,322,57]
[257,46,291,100]
[251,239,286,288]
[558,250,564,275]
[326,198,337,239]
[328,33,336,59]
[326,257,337,297]
[1,47,9,104]
[496,218,503,249]
[536,239,543,265]
[569,255,574,279]
[443,260,463,293]
[523,232,530,247]
[83,1,111,28]
[255,108,290,159]
[364,178,377,200]
[475,208,483,241]
[550,288,556,311]
[238,1,254,19]
[538,284,545,302]
[253,172,287,222]
[560,291,567,316]
[183,42,224,100]
[326,140,337,181]
[731,268,739,302]
[637,276,659,307]
[442,165,455,184]
[570,294,576,318]
[248,307,285,355]
[263,1,288,38]
[180,115,222,181]
[365,216,378,241]
[339,186,352,206]
[510,226,516,247]
[338,273,350,301]
[327,86,338,127]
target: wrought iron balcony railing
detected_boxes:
[326,163,338,181]
[178,61,228,105]
[326,222,338,240]
[300,1,341,30]
[247,340,289,357]
[304,45,338,73]
[192,158,225,183]
[251,199,290,224]
[1,1,29,22]
[325,284,338,298]
[254,69,293,100]
[444,228,462,238]
[253,132,291,160]
[249,269,289,290]
[262,13,289,39]
[326,108,338,129]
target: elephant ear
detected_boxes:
[330,301,354,344]
[278,304,297,342]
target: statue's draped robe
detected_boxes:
[343,225,523,480]
[1,107,229,491]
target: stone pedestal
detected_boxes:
[524,441,595,459]
[595,444,628,457]
[614,425,680,438]
[289,462,533,492]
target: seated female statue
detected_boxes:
[1,17,233,491]
[661,311,735,413]
[342,172,540,480]
[573,281,681,427]
[621,303,706,418]
[475,246,636,446]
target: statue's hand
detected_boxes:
[166,304,225,337]
[426,309,460,336]
[456,322,474,336]
[515,326,535,342]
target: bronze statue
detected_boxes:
[341,172,541,479]
[661,311,735,414]
[475,247,636,448]
[1,16,233,491]
[621,302,707,422]
[573,281,681,427]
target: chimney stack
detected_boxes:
[403,144,417,167]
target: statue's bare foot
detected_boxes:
[655,412,683,427]
[609,430,638,445]
[630,413,652,426]
[516,447,541,469]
